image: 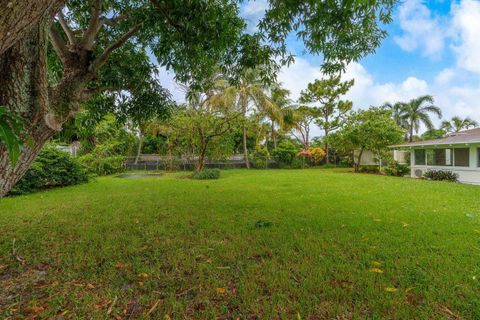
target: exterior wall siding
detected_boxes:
[409,144,480,184]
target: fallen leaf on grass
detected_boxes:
[370,268,384,273]
[146,300,161,316]
[25,305,45,314]
[384,287,397,292]
[138,272,148,278]
[215,287,226,294]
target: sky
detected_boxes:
[159,0,480,137]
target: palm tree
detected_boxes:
[383,101,408,129]
[400,95,442,142]
[441,116,478,133]
[268,86,295,149]
[210,69,282,168]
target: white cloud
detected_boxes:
[157,66,186,104]
[451,0,480,74]
[278,58,431,136]
[342,63,429,109]
[241,0,269,33]
[277,57,322,101]
[434,68,456,85]
[394,0,446,58]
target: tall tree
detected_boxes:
[400,95,442,142]
[268,86,294,149]
[383,101,408,128]
[299,76,353,163]
[0,0,253,196]
[210,69,282,168]
[290,106,319,149]
[0,0,397,196]
[338,107,404,172]
[441,116,478,133]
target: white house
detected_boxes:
[390,128,480,184]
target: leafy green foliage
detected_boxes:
[259,0,396,73]
[271,141,300,168]
[337,107,404,171]
[441,116,478,133]
[421,129,446,140]
[424,170,459,182]
[384,162,410,177]
[192,168,221,180]
[255,220,272,228]
[358,165,380,174]
[299,76,354,134]
[77,154,125,176]
[0,106,27,165]
[10,145,88,195]
[251,145,270,169]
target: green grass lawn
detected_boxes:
[1,169,480,319]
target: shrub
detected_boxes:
[358,165,380,174]
[423,170,458,182]
[308,147,326,164]
[192,168,221,180]
[251,145,270,169]
[384,161,410,177]
[272,141,300,168]
[11,146,89,195]
[78,154,125,176]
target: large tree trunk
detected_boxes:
[409,122,414,142]
[0,0,64,54]
[134,132,143,164]
[0,123,55,197]
[197,144,207,171]
[242,124,249,169]
[324,128,330,164]
[354,147,364,173]
[0,18,56,197]
[271,120,277,149]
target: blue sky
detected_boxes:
[161,0,480,136]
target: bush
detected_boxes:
[423,170,458,182]
[384,162,410,177]
[11,146,89,195]
[192,168,221,180]
[272,141,300,168]
[308,147,326,164]
[358,165,380,174]
[251,145,270,169]
[78,154,125,176]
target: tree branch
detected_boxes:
[102,13,129,26]
[81,0,102,50]
[79,86,117,100]
[90,24,141,72]
[58,11,76,45]
[150,0,183,31]
[48,25,68,64]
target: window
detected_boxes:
[414,149,425,165]
[454,148,469,167]
[426,149,452,166]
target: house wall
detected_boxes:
[354,150,408,166]
[409,144,480,184]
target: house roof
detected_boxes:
[390,128,480,148]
